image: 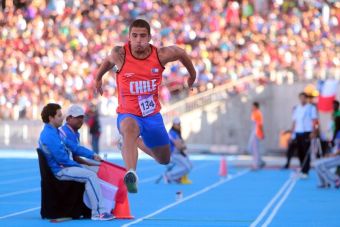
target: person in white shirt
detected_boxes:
[291,92,318,178]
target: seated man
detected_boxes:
[314,116,340,189]
[59,104,99,168]
[38,103,114,221]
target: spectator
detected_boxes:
[0,1,339,119]
[85,103,101,154]
[248,102,266,170]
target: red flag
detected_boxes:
[317,79,338,112]
[98,161,127,203]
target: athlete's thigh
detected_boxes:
[140,113,170,149]
[117,113,142,136]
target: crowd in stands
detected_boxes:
[0,0,339,120]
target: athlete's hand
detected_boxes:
[187,76,195,90]
[96,79,103,96]
[93,154,103,162]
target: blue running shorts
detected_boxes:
[117,113,170,148]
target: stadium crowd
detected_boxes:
[0,0,339,120]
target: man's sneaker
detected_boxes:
[124,170,138,193]
[91,212,115,221]
[180,175,192,184]
[299,173,308,179]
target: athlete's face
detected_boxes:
[129,27,151,52]
[49,109,64,128]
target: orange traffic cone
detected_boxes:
[219,156,227,177]
[113,196,134,219]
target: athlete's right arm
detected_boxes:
[95,46,124,95]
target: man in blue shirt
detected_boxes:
[163,117,192,184]
[59,104,99,167]
[38,103,114,221]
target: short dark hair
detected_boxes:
[253,102,259,108]
[129,19,151,35]
[299,92,307,98]
[333,100,339,108]
[41,103,61,123]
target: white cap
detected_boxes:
[172,117,181,124]
[66,105,85,117]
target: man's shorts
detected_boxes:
[117,113,170,149]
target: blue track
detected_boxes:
[0,156,339,227]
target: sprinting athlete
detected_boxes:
[95,19,196,193]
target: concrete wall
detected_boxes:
[180,83,338,153]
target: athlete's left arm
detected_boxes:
[159,46,196,88]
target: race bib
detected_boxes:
[138,95,156,116]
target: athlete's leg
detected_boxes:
[150,145,171,164]
[120,117,140,171]
[139,113,171,165]
[136,137,156,159]
[136,138,170,164]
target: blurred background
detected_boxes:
[0,0,339,154]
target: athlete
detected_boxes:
[95,19,196,193]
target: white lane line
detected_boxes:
[0,207,40,219]
[0,187,40,198]
[122,169,250,227]
[250,173,296,227]
[261,178,297,227]
[0,176,38,185]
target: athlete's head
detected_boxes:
[129,19,151,52]
[41,103,63,128]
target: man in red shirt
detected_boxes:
[95,19,196,193]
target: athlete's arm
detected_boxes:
[95,46,124,95]
[158,46,196,88]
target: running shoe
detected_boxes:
[124,169,138,193]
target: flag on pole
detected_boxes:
[317,79,339,112]
[97,161,127,203]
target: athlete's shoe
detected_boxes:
[124,169,138,193]
[91,212,115,221]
